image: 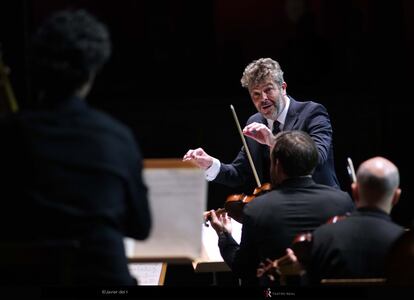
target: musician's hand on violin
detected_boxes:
[183,148,213,170]
[203,208,226,226]
[242,122,274,147]
[203,211,210,221]
[257,248,304,282]
[277,248,304,276]
[209,210,232,235]
[257,258,277,280]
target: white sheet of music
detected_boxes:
[192,219,242,272]
[201,219,242,261]
[125,160,207,261]
[128,263,164,285]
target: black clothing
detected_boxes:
[0,96,151,285]
[214,97,340,190]
[218,177,354,285]
[308,207,404,284]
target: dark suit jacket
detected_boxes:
[217,177,354,285]
[0,97,151,285]
[307,207,404,284]
[214,96,339,189]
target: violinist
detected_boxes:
[259,157,404,286]
[295,157,403,285]
[208,131,354,286]
[183,57,340,191]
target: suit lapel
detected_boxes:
[260,115,267,126]
[283,97,299,131]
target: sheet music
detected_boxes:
[193,219,242,272]
[128,263,164,285]
[201,219,242,261]
[126,161,207,261]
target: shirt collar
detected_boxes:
[266,95,290,130]
[352,207,392,221]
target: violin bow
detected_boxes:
[230,104,261,188]
[347,157,356,183]
[0,45,19,113]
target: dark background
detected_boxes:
[1,0,413,226]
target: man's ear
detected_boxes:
[281,82,287,95]
[351,182,359,204]
[392,188,401,207]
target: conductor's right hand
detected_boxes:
[183,148,213,170]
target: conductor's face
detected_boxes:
[249,77,287,120]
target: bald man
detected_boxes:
[302,156,405,284]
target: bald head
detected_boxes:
[354,156,400,213]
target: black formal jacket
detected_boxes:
[218,177,354,285]
[0,97,151,285]
[214,97,339,189]
[307,207,404,284]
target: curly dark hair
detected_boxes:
[30,9,111,102]
[271,130,319,178]
[240,58,284,89]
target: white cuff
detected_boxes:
[205,158,220,181]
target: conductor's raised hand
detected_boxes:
[183,147,213,169]
[242,122,274,147]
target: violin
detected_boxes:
[257,214,350,283]
[256,232,312,284]
[204,183,272,225]
[224,182,272,223]
[203,105,272,225]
